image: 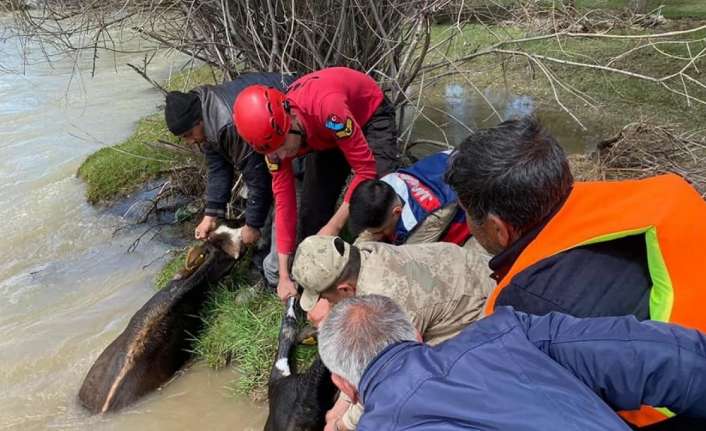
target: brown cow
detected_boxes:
[79,226,243,413]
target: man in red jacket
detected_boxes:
[233,67,400,301]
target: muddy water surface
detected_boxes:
[406,82,597,154]
[0,18,266,431]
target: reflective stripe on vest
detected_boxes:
[576,227,673,323]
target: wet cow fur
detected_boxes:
[78,226,243,414]
[265,298,338,431]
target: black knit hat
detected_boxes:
[165,91,202,135]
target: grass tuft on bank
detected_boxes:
[164,66,221,92]
[77,66,218,205]
[154,249,317,400]
[194,279,317,401]
[77,115,186,204]
[155,248,188,290]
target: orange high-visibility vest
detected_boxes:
[484,174,706,427]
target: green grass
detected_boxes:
[516,27,706,130]
[77,65,219,205]
[154,249,317,400]
[428,23,524,62]
[155,248,188,290]
[77,114,192,204]
[164,65,222,92]
[427,20,706,135]
[194,279,317,401]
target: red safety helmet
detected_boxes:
[232,85,291,154]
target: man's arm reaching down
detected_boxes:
[203,144,234,218]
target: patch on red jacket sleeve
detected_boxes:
[325,114,354,139]
[265,155,280,172]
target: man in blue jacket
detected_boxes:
[318,295,706,431]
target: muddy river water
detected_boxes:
[0,20,266,431]
[0,16,596,431]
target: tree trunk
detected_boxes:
[630,0,649,14]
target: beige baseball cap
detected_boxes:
[292,235,351,312]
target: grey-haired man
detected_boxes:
[319,295,706,431]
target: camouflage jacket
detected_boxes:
[356,241,493,345]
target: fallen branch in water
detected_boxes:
[127,222,172,253]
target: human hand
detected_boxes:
[277,276,298,302]
[307,298,332,328]
[324,418,351,431]
[240,224,261,246]
[195,215,218,240]
[325,394,350,430]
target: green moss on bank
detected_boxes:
[77,66,219,205]
[77,115,186,204]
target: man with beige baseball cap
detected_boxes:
[291,234,493,431]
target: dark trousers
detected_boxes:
[298,97,400,242]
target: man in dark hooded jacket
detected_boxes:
[165,73,295,245]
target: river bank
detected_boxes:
[73,3,706,406]
[71,64,317,402]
